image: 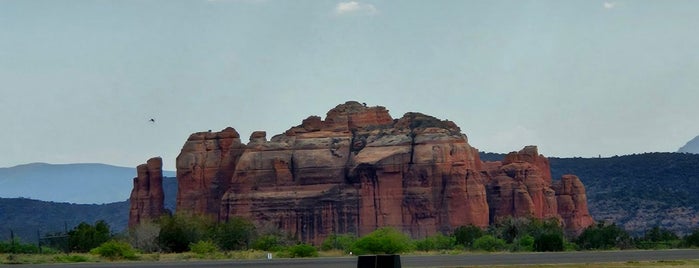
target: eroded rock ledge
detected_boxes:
[130,101,594,243]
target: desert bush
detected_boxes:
[320,233,356,251]
[414,233,455,251]
[511,234,534,252]
[0,238,39,254]
[252,234,285,252]
[472,235,507,252]
[250,224,297,252]
[53,254,90,263]
[129,221,161,253]
[453,225,485,248]
[286,243,318,258]
[189,240,219,255]
[534,233,564,252]
[350,227,413,254]
[90,240,138,260]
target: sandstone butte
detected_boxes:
[129,101,594,244]
[128,157,167,228]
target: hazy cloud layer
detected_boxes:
[335,1,378,15]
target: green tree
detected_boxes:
[68,220,111,252]
[643,226,678,242]
[350,227,413,254]
[489,217,561,244]
[684,229,699,247]
[575,222,632,250]
[636,226,680,249]
[534,233,564,252]
[211,217,256,251]
[453,225,484,248]
[157,213,214,253]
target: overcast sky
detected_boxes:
[2,0,698,171]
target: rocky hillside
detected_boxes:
[482,152,699,236]
[0,177,177,242]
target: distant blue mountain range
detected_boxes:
[0,163,176,204]
[678,135,699,154]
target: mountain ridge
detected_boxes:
[678,135,699,154]
[0,162,175,204]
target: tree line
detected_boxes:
[3,214,699,260]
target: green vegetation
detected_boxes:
[684,229,699,247]
[285,243,318,258]
[548,153,699,236]
[157,213,214,253]
[189,240,219,255]
[453,225,485,248]
[576,222,632,250]
[68,220,111,252]
[0,238,40,254]
[350,227,413,254]
[472,235,507,252]
[4,213,699,265]
[414,233,455,251]
[320,233,356,252]
[89,240,138,260]
[211,216,256,251]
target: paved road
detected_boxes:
[21,249,699,268]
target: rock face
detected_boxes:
[128,157,167,227]
[484,146,593,236]
[553,175,595,235]
[158,101,594,243]
[175,127,246,218]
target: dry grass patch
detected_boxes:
[454,260,699,268]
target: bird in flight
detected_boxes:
[149,118,155,123]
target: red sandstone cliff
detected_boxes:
[483,146,593,235]
[175,127,246,218]
[130,101,594,242]
[128,157,167,227]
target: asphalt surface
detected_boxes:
[18,249,699,268]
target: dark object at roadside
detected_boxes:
[357,254,401,268]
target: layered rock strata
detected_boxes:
[483,146,593,235]
[130,101,594,242]
[128,157,167,227]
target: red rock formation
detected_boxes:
[129,157,167,227]
[485,146,593,235]
[553,175,595,236]
[166,101,594,243]
[176,127,246,219]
